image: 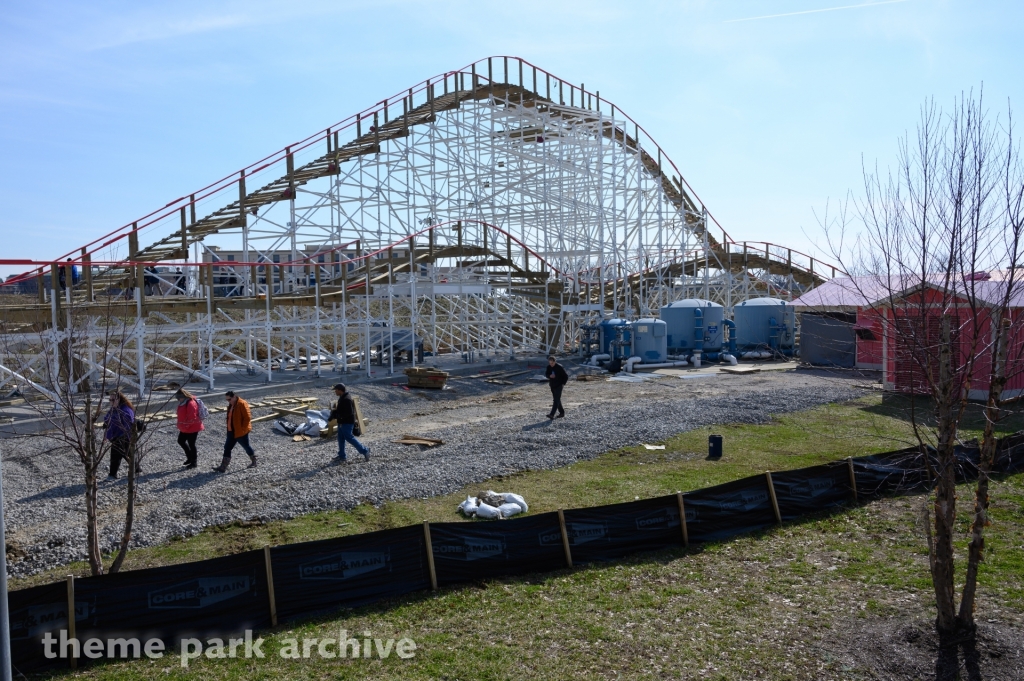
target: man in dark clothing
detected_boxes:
[544,355,569,420]
[328,383,369,462]
[58,260,70,292]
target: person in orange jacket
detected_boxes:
[213,390,257,472]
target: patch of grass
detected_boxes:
[14,394,1023,590]
[17,394,1024,679]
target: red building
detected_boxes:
[792,275,1024,400]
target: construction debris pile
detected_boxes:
[458,490,529,519]
[273,409,331,438]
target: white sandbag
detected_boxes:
[474,502,501,520]
[458,496,479,517]
[497,502,523,518]
[501,493,529,513]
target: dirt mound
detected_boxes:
[819,617,1023,680]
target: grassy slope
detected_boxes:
[20,393,1024,679]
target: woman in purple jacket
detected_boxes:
[103,390,136,480]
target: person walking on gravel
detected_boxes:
[213,391,256,472]
[174,388,204,469]
[545,355,568,420]
[103,390,135,480]
[329,383,369,463]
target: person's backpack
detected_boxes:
[195,397,210,421]
[134,419,147,434]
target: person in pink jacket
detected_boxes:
[174,388,204,469]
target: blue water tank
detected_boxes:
[734,298,795,350]
[630,318,668,362]
[660,299,724,353]
[599,318,632,358]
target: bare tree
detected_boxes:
[0,269,167,575]
[823,90,1024,667]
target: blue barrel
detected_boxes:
[733,298,795,350]
[630,318,667,362]
[599,318,632,358]
[660,299,724,353]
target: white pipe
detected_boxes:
[589,353,611,366]
[624,356,642,373]
[692,351,702,369]
[721,353,738,366]
[630,360,690,371]
[740,350,772,359]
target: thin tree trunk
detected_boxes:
[82,397,105,576]
[959,319,1009,630]
[83,467,103,576]
[109,434,138,574]
[931,316,958,637]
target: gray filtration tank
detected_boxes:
[630,318,668,362]
[733,297,795,350]
[660,299,724,353]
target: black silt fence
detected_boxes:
[429,512,566,585]
[561,496,688,564]
[8,581,69,673]
[269,525,429,622]
[683,476,779,543]
[769,462,852,523]
[8,433,1023,673]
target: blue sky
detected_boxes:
[1,0,1021,278]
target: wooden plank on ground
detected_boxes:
[721,366,760,375]
[273,407,308,417]
[352,396,366,435]
[394,434,444,446]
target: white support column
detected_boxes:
[135,286,146,399]
[205,266,214,392]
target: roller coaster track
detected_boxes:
[0,57,842,394]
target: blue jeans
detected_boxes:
[336,423,367,459]
[224,432,255,459]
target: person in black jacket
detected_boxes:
[328,383,370,462]
[544,355,569,420]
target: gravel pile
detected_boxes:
[1,369,862,577]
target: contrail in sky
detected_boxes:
[724,0,911,24]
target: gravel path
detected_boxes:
[1,368,863,577]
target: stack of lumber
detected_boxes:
[404,366,449,389]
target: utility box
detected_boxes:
[404,366,449,389]
[708,434,723,460]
